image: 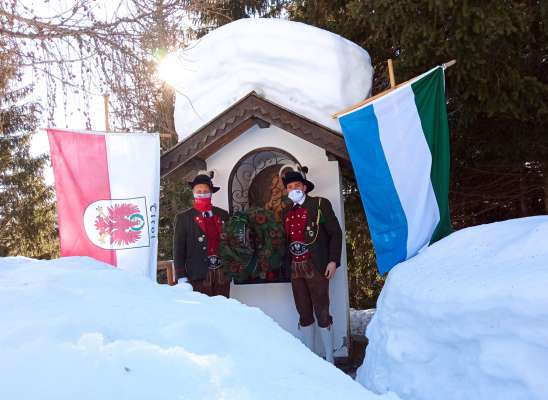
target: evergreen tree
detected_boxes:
[196,0,287,33]
[0,51,58,258]
[289,0,548,223]
[157,177,193,262]
[288,0,548,306]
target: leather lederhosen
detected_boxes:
[290,259,332,328]
[286,203,332,327]
[190,268,230,298]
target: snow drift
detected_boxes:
[357,216,548,400]
[169,18,373,140]
[0,256,397,400]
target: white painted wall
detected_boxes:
[206,124,350,357]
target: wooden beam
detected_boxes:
[332,60,456,119]
[164,157,207,182]
[325,150,338,161]
[332,87,397,119]
[157,260,176,286]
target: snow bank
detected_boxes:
[169,18,373,140]
[0,256,397,400]
[357,216,548,400]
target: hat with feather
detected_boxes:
[188,170,220,193]
[279,163,315,193]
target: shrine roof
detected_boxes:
[160,92,349,179]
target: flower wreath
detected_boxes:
[220,207,286,283]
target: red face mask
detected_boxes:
[193,193,212,212]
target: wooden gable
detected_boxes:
[160,91,350,180]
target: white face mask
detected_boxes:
[193,192,212,199]
[288,189,305,204]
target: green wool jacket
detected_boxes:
[172,206,230,281]
[281,195,343,275]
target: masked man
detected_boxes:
[280,164,342,363]
[173,171,230,297]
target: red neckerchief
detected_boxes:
[193,197,213,213]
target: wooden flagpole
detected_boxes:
[387,58,396,89]
[332,59,456,119]
[103,93,110,132]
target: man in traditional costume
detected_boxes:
[280,164,343,363]
[173,171,230,297]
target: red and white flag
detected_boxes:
[47,128,160,279]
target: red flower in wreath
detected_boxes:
[229,262,241,273]
[259,258,269,272]
[266,271,276,281]
[254,214,267,224]
[271,238,282,247]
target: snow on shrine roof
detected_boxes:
[170,18,373,141]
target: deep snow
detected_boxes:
[168,18,373,140]
[357,216,548,400]
[0,256,398,400]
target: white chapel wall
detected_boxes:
[206,123,350,357]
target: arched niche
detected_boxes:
[228,147,298,220]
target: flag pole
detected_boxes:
[387,58,396,89]
[332,59,456,119]
[103,93,110,132]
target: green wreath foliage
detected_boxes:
[220,207,286,283]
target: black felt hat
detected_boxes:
[279,164,315,193]
[188,171,220,193]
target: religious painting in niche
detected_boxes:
[227,148,297,284]
[248,165,288,221]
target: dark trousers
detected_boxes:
[290,260,332,328]
[190,268,230,298]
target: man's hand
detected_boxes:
[324,261,337,280]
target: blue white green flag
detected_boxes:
[338,66,452,274]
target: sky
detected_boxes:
[25,0,151,184]
[31,95,106,185]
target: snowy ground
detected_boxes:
[0,256,398,400]
[358,216,548,400]
[4,218,546,400]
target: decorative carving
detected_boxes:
[170,158,207,183]
[160,92,348,178]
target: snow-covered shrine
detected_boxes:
[160,19,373,357]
